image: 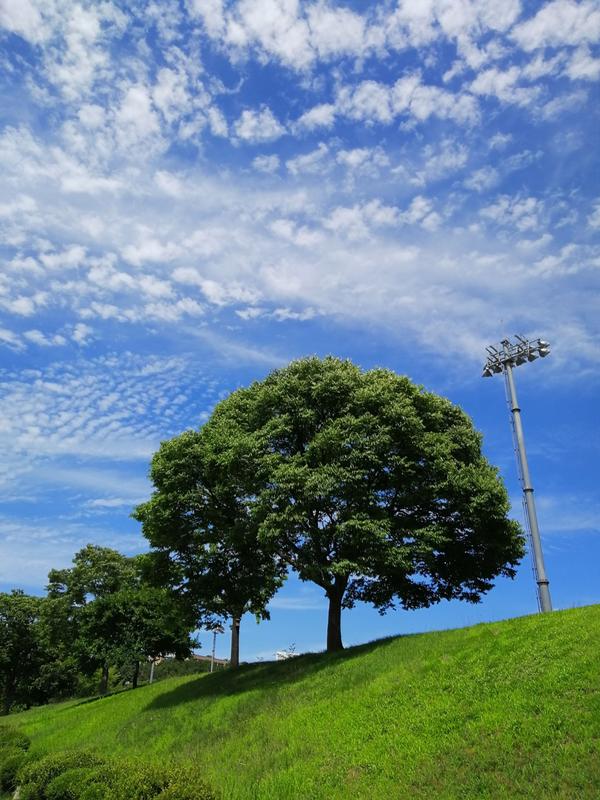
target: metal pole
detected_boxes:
[504,362,552,612]
[149,660,155,684]
[210,630,216,673]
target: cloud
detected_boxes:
[286,143,330,176]
[233,106,286,143]
[0,352,217,499]
[0,0,47,43]
[480,194,543,232]
[464,166,500,192]
[295,103,336,131]
[336,75,480,127]
[512,0,600,51]
[252,154,280,173]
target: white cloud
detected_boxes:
[72,322,93,345]
[564,47,600,81]
[336,75,479,127]
[23,329,67,347]
[512,0,600,51]
[295,103,336,130]
[464,166,499,192]
[0,327,23,350]
[154,170,186,197]
[338,80,393,124]
[481,195,543,232]
[0,0,46,43]
[588,202,600,230]
[306,3,366,59]
[470,66,540,106]
[234,106,286,143]
[115,84,161,148]
[286,143,330,176]
[252,154,280,173]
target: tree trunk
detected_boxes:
[1,686,12,716]
[99,662,110,695]
[230,615,241,669]
[326,578,348,653]
[132,661,140,689]
[1,673,15,715]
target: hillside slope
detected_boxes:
[7,605,600,800]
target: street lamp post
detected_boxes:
[210,625,224,673]
[482,335,552,613]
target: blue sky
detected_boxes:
[1,0,599,662]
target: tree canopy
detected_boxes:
[133,430,285,667]
[200,356,525,651]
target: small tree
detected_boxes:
[134,430,286,668]
[202,357,525,651]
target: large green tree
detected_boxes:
[201,356,525,652]
[134,430,286,668]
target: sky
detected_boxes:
[0,0,599,663]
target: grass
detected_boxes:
[5,605,600,799]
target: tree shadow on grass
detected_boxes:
[145,635,401,712]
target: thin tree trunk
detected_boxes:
[99,662,110,695]
[132,661,140,689]
[326,578,348,653]
[230,615,241,669]
[1,686,12,716]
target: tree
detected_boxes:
[201,356,525,652]
[47,545,138,693]
[0,591,44,714]
[78,586,193,689]
[133,430,286,668]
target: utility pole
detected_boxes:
[482,335,552,613]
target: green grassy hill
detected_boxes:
[6,605,600,799]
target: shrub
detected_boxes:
[105,761,170,800]
[46,767,104,800]
[156,782,217,800]
[0,727,31,751]
[0,747,30,792]
[17,750,104,800]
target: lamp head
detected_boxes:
[537,339,550,357]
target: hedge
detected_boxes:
[12,747,217,800]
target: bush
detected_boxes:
[0,747,30,792]
[46,767,105,800]
[17,750,104,800]
[156,781,217,800]
[105,761,170,800]
[0,726,31,751]
[11,748,216,800]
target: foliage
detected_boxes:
[78,587,193,689]
[0,747,30,791]
[45,545,195,695]
[0,591,46,715]
[134,429,286,667]
[5,605,600,800]
[0,726,30,751]
[201,356,525,650]
[17,750,104,800]
[16,753,216,800]
[47,545,138,604]
[45,767,101,800]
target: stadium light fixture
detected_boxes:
[482,335,552,613]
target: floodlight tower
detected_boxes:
[482,335,552,613]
